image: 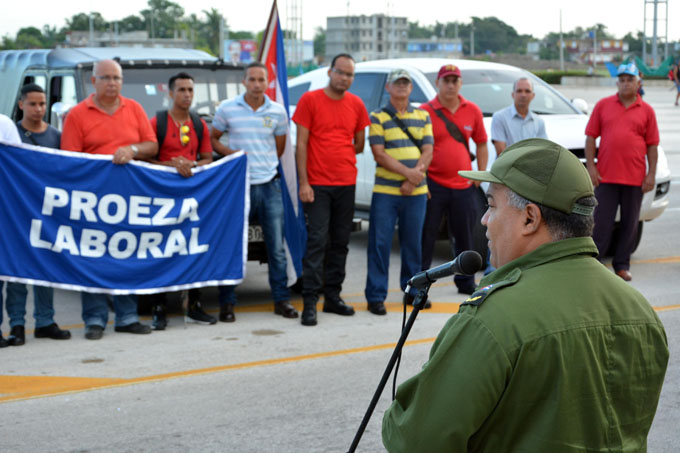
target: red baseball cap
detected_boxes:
[437,64,462,79]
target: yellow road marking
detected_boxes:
[0,337,436,404]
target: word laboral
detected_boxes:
[30,187,210,259]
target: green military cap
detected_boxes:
[387,69,412,84]
[459,138,595,215]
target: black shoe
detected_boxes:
[457,284,477,295]
[323,297,355,316]
[114,322,152,334]
[0,333,9,348]
[35,323,71,340]
[187,301,217,325]
[219,305,235,323]
[367,302,387,315]
[301,305,317,326]
[151,305,168,331]
[274,301,299,318]
[403,293,431,309]
[85,325,104,340]
[8,326,25,346]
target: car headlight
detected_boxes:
[655,181,670,199]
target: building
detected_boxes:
[564,39,629,64]
[326,14,408,61]
[65,31,193,49]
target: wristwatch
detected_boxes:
[131,145,139,157]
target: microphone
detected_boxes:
[407,250,483,290]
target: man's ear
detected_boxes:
[522,203,543,235]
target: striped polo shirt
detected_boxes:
[368,104,433,195]
[212,93,288,184]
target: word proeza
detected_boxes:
[30,187,209,259]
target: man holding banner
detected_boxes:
[211,62,298,322]
[60,59,158,340]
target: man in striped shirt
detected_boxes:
[211,61,298,322]
[364,69,433,315]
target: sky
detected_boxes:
[2,0,678,43]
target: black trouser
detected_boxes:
[421,179,477,290]
[302,185,355,304]
[592,183,643,271]
[145,288,202,308]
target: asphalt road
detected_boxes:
[1,84,679,452]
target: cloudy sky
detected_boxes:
[2,0,677,42]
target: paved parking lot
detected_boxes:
[1,84,680,452]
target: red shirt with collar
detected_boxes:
[421,95,487,189]
[585,93,659,186]
[150,113,212,162]
[61,94,156,155]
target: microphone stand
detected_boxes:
[347,283,431,453]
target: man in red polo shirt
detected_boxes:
[420,64,488,295]
[293,53,371,326]
[61,59,157,340]
[146,72,215,330]
[585,62,659,282]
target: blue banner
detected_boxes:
[0,143,248,294]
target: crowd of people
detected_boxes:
[0,55,661,345]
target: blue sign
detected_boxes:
[0,143,249,294]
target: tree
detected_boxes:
[229,31,254,39]
[15,27,46,49]
[141,0,185,39]
[65,12,108,32]
[313,27,325,59]
[202,8,223,56]
[118,15,146,33]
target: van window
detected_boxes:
[348,73,385,112]
[288,82,310,106]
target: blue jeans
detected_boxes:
[219,178,289,306]
[81,293,139,328]
[365,193,427,304]
[0,282,55,328]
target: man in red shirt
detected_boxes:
[420,64,488,295]
[293,53,371,326]
[585,63,659,281]
[60,59,157,340]
[146,72,215,329]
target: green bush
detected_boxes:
[531,70,590,84]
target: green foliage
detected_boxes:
[313,27,325,58]
[66,12,108,32]
[230,31,255,40]
[532,70,589,84]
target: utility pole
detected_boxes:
[89,13,94,46]
[559,10,564,71]
[643,0,668,66]
[470,22,474,57]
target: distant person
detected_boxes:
[490,77,547,156]
[585,62,659,281]
[0,113,22,348]
[146,72,215,329]
[672,63,680,106]
[2,84,72,346]
[382,138,669,452]
[211,62,299,323]
[364,69,433,315]
[293,53,371,326]
[61,59,157,340]
[486,77,547,275]
[420,64,488,295]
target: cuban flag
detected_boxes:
[258,0,306,285]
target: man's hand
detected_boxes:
[299,182,314,203]
[112,146,135,165]
[170,156,195,178]
[400,180,415,196]
[586,163,601,188]
[405,164,426,186]
[642,173,655,193]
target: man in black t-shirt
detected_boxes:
[2,84,71,347]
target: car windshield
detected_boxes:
[425,69,578,116]
[82,67,246,119]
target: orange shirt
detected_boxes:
[60,94,156,155]
[150,113,212,162]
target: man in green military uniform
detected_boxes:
[382,138,668,452]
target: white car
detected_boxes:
[288,58,671,254]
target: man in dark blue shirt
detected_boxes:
[3,84,71,347]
